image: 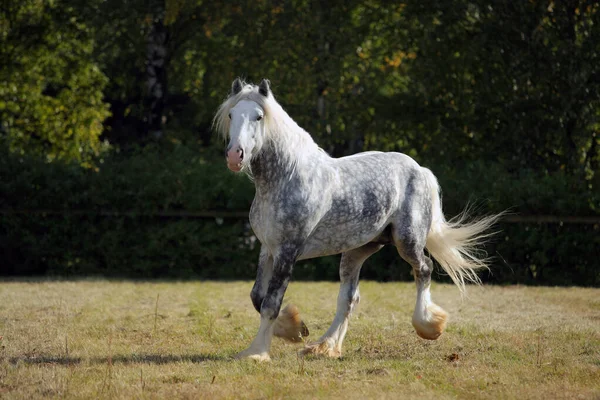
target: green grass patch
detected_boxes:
[0,280,598,399]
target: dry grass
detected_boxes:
[0,280,598,399]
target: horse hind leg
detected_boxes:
[301,243,383,358]
[394,226,448,340]
[411,255,448,339]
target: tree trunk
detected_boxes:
[145,19,169,140]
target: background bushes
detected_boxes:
[2,1,599,285]
[1,141,597,285]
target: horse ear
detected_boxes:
[231,78,243,96]
[258,79,271,97]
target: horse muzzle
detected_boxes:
[226,147,244,172]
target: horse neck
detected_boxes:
[250,143,297,187]
[251,129,321,188]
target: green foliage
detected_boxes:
[0,0,110,165]
[1,1,599,284]
[0,141,257,278]
[363,1,600,179]
[0,142,597,285]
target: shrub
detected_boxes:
[0,143,598,286]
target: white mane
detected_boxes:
[213,81,324,172]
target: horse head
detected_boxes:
[224,78,271,172]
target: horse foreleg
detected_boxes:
[250,246,273,313]
[301,243,382,358]
[235,249,296,361]
[248,247,307,342]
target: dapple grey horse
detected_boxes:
[214,78,500,361]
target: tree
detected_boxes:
[0,0,110,166]
[377,0,600,180]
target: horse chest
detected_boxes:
[249,199,274,245]
[249,187,324,250]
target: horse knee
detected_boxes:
[417,261,432,276]
[250,289,280,320]
[414,258,433,285]
[424,257,434,271]
[260,299,280,320]
[414,265,431,281]
[250,286,263,313]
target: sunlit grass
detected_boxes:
[0,280,598,399]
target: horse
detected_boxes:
[213,78,501,361]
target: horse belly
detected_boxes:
[298,195,394,260]
[298,161,402,259]
[299,219,388,259]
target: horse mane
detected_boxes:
[213,80,323,172]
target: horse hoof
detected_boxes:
[234,349,271,362]
[273,304,309,343]
[300,341,341,358]
[412,302,448,340]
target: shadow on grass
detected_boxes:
[9,353,227,366]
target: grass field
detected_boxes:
[0,280,598,399]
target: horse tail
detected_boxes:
[421,167,502,293]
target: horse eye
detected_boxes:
[256,115,263,121]
[228,113,232,119]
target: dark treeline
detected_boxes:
[0,1,598,285]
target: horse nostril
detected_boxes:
[238,149,244,160]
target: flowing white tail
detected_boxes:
[422,168,503,292]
